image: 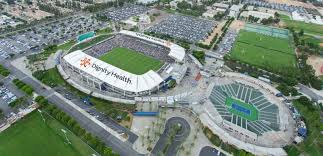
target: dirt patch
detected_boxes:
[306,55,323,76]
[229,20,245,30]
[202,21,225,45]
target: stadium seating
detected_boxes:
[84,34,175,63]
[209,82,280,135]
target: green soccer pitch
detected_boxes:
[230,30,296,72]
[99,47,163,75]
[0,111,97,156]
[225,97,258,121]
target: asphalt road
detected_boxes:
[54,86,138,143]
[151,117,190,156]
[199,146,225,156]
[1,60,142,156]
[298,84,323,101]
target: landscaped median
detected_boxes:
[0,64,10,77]
[35,96,119,156]
[203,127,255,156]
[12,79,34,96]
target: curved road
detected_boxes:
[151,117,190,156]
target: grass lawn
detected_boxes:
[280,15,323,36]
[225,97,258,121]
[99,47,163,75]
[32,67,135,122]
[0,111,96,156]
[229,30,296,72]
[33,67,67,87]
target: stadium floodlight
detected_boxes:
[38,109,45,122]
[61,129,71,144]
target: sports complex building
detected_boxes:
[60,31,187,99]
[204,73,294,147]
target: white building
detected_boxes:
[228,4,243,18]
[240,11,274,20]
[203,9,218,18]
[61,31,186,97]
[292,11,323,25]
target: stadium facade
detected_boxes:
[60,31,186,98]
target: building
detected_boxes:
[240,11,274,20]
[292,11,323,25]
[228,4,243,18]
[202,9,218,18]
[212,3,230,10]
[60,31,186,98]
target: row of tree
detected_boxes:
[35,96,119,156]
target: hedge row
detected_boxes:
[12,79,34,95]
[0,65,10,77]
[35,96,119,156]
[203,127,255,156]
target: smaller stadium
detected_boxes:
[205,73,295,147]
[229,24,296,72]
[60,31,187,99]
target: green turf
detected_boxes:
[225,97,258,121]
[99,47,163,75]
[230,30,296,72]
[0,111,96,156]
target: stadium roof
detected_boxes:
[63,50,164,93]
[119,30,186,62]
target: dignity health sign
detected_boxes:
[79,57,132,85]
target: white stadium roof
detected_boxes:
[119,30,186,62]
[63,50,164,93]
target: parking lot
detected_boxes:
[105,4,149,21]
[0,15,107,61]
[243,0,307,13]
[148,15,216,42]
[215,30,238,56]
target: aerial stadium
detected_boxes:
[204,73,295,147]
[60,30,187,100]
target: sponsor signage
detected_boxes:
[80,57,132,84]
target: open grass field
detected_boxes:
[99,47,163,75]
[230,30,296,72]
[280,14,323,36]
[225,97,258,121]
[0,111,96,156]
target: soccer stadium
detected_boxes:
[204,73,295,147]
[60,30,187,99]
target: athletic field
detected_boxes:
[0,111,96,156]
[225,97,258,121]
[230,30,296,72]
[99,47,163,75]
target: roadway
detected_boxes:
[298,84,323,101]
[1,60,142,156]
[151,117,190,156]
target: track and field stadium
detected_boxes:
[60,31,187,99]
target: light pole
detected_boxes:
[38,109,45,122]
[61,129,71,144]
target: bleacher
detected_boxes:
[84,34,175,63]
[209,82,280,135]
